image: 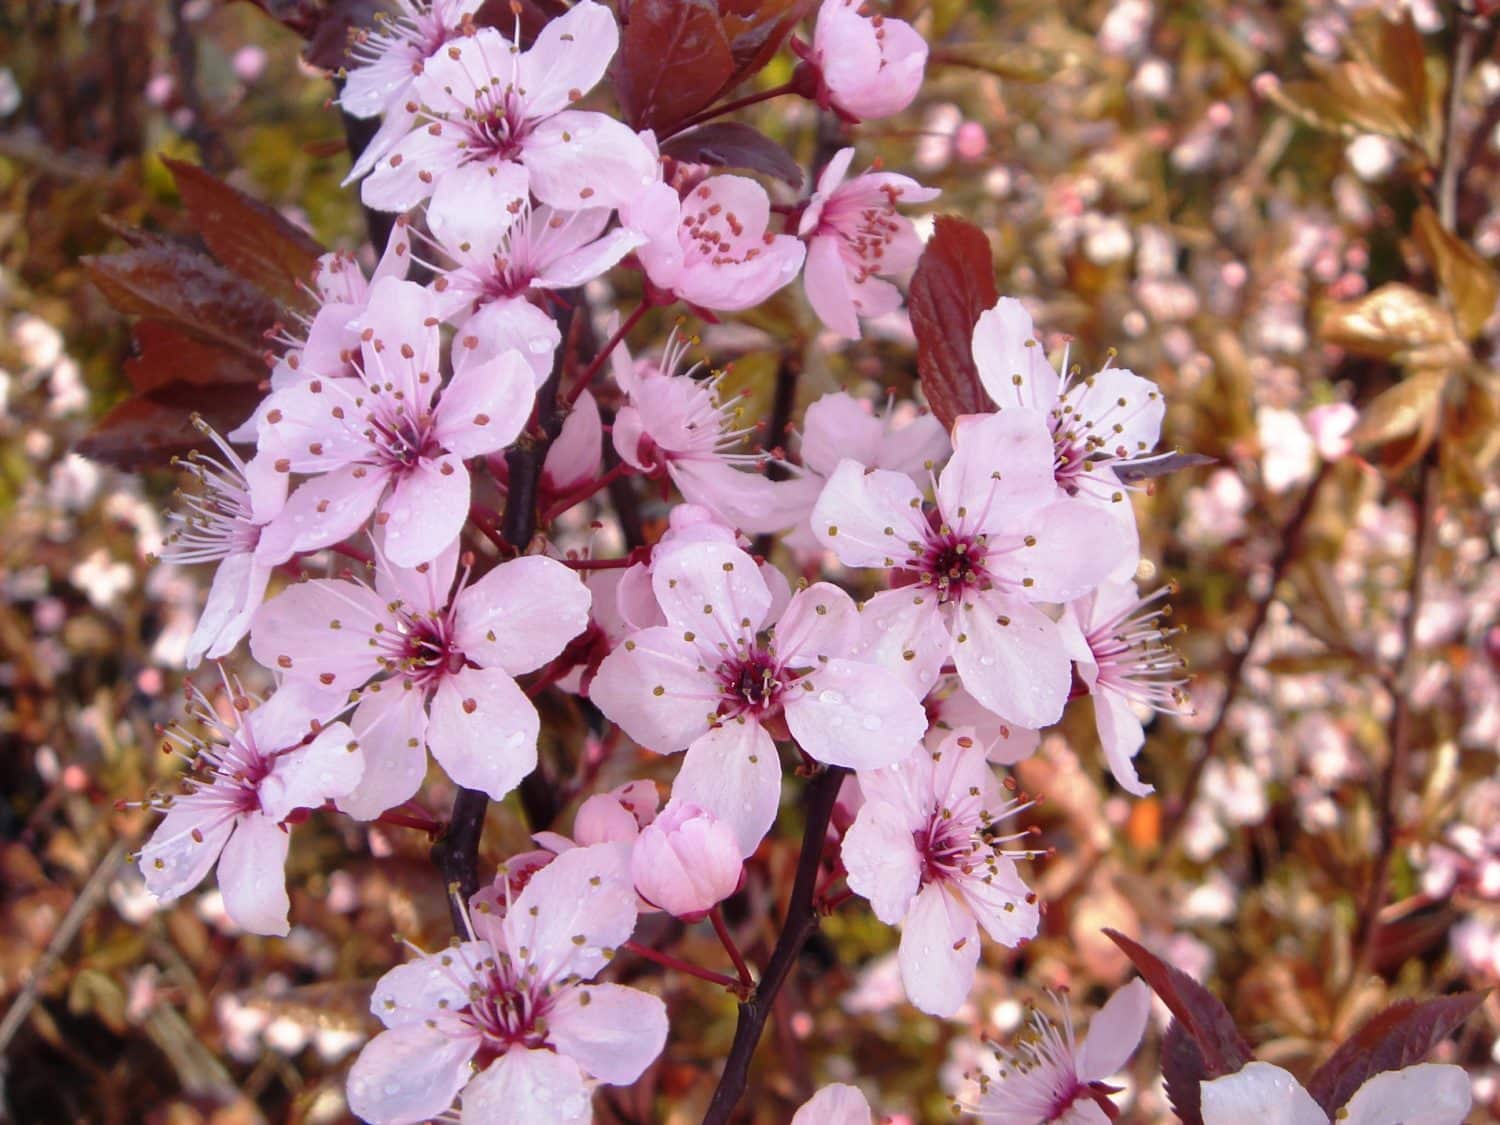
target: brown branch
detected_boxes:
[1354,447,1440,974]
[702,764,847,1124]
[1436,8,1486,230]
[1159,461,1333,851]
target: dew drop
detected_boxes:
[818,689,845,705]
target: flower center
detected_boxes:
[462,963,555,1065]
[716,646,787,718]
[470,96,531,162]
[915,526,988,604]
[366,406,439,471]
[380,608,465,690]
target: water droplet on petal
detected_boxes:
[818,690,844,705]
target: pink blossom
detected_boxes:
[798,148,939,337]
[1306,401,1358,460]
[926,679,1040,766]
[340,1,485,180]
[531,779,659,856]
[611,334,802,534]
[346,844,667,1125]
[792,1083,874,1124]
[159,422,287,667]
[137,681,363,936]
[542,388,603,496]
[360,3,657,230]
[252,277,535,568]
[630,803,742,920]
[812,409,1129,729]
[427,202,642,383]
[968,979,1151,1122]
[623,175,806,312]
[590,536,927,854]
[1255,405,1317,493]
[808,0,928,121]
[782,390,949,551]
[972,298,1165,579]
[1200,1061,1472,1125]
[249,539,590,817]
[1059,580,1188,796]
[841,728,1039,1016]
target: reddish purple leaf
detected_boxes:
[908,215,998,430]
[1104,929,1253,1079]
[76,381,266,469]
[123,321,267,396]
[718,0,811,86]
[1161,1019,1207,1125]
[241,0,384,70]
[612,0,734,131]
[1304,992,1484,1116]
[84,233,279,362]
[164,158,323,310]
[660,122,803,187]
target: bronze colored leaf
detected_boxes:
[908,216,998,430]
[1348,370,1447,450]
[1317,284,1467,369]
[1412,206,1500,341]
[76,382,266,469]
[163,157,324,311]
[123,320,267,396]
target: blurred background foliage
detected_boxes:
[0,0,1497,1122]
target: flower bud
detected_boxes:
[630,804,742,920]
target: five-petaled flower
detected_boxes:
[253,277,535,568]
[249,539,590,817]
[590,535,927,855]
[360,1,657,233]
[842,728,1040,1016]
[812,409,1129,730]
[137,680,363,936]
[346,844,668,1125]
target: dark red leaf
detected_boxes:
[84,233,279,362]
[718,0,812,87]
[1113,451,1217,484]
[612,0,735,131]
[908,215,998,430]
[76,381,266,470]
[659,122,803,187]
[124,321,267,396]
[1304,992,1484,1116]
[242,0,384,70]
[164,158,323,310]
[1161,1019,1207,1125]
[1104,929,1252,1079]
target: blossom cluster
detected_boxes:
[125,1,1221,1120]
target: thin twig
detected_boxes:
[702,765,847,1124]
[1436,10,1484,230]
[0,841,128,1059]
[1159,461,1333,850]
[1353,448,1440,974]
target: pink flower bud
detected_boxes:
[630,804,742,920]
[575,783,657,846]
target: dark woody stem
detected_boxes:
[702,763,847,1124]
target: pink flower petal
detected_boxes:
[453,555,592,676]
[1094,687,1153,797]
[1200,1062,1328,1125]
[856,588,952,698]
[347,1024,479,1125]
[773,582,861,666]
[936,409,1056,537]
[590,627,720,752]
[249,578,386,695]
[361,120,466,213]
[431,353,535,460]
[428,160,530,258]
[1341,1064,1473,1125]
[651,538,772,638]
[217,813,291,936]
[971,297,1061,411]
[338,684,432,820]
[804,233,861,338]
[547,982,668,1084]
[898,883,980,1017]
[1075,979,1152,1083]
[842,802,922,924]
[256,462,388,563]
[784,657,925,770]
[379,456,470,568]
[953,593,1072,729]
[428,667,538,800]
[460,1047,591,1125]
[369,941,489,1029]
[991,498,1130,603]
[504,842,638,983]
[516,0,619,117]
[525,111,657,214]
[138,805,234,905]
[667,722,782,857]
[811,460,928,567]
[792,1084,874,1125]
[258,720,362,823]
